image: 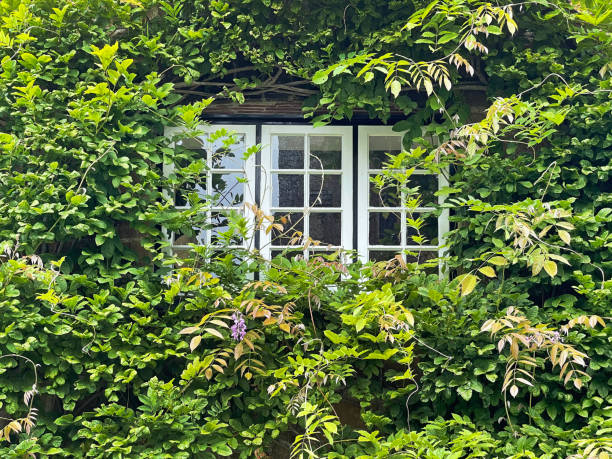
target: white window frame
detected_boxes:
[163,124,257,253]
[357,125,449,263]
[259,125,353,261]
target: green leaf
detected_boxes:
[323,330,348,344]
[558,229,571,244]
[312,70,329,85]
[457,386,472,401]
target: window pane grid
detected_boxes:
[262,127,352,260]
[359,128,444,263]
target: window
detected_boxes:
[164,125,256,256]
[260,125,353,260]
[165,124,448,263]
[357,126,449,263]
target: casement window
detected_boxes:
[165,124,448,263]
[259,125,353,260]
[164,125,256,256]
[357,126,449,263]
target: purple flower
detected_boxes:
[230,312,247,342]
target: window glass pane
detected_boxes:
[310,213,341,245]
[210,212,243,245]
[369,135,402,169]
[308,249,341,259]
[310,175,341,207]
[271,249,303,260]
[309,136,342,170]
[178,137,206,151]
[369,176,401,207]
[271,212,304,246]
[272,174,304,207]
[175,181,206,207]
[272,135,304,169]
[173,228,206,246]
[407,174,438,206]
[369,250,398,262]
[405,214,438,245]
[209,133,245,169]
[405,250,438,264]
[369,212,401,245]
[212,173,244,206]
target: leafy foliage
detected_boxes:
[0,0,610,457]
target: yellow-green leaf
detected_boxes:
[558,229,571,245]
[478,266,496,278]
[460,274,478,296]
[543,260,558,277]
[488,256,508,266]
[390,80,401,98]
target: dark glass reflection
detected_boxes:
[369,250,398,262]
[368,136,402,169]
[309,136,342,170]
[271,212,304,246]
[273,136,304,169]
[175,182,206,207]
[310,175,341,207]
[369,212,401,245]
[405,214,438,245]
[406,174,438,206]
[272,174,304,207]
[310,213,341,245]
[369,177,401,207]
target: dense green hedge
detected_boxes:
[0,0,610,457]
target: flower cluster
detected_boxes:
[231,312,247,342]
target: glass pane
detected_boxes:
[271,212,304,246]
[175,181,206,207]
[310,213,341,245]
[272,174,304,207]
[173,228,206,246]
[405,250,438,264]
[272,136,304,169]
[208,133,245,169]
[308,249,341,260]
[309,136,342,169]
[369,250,398,262]
[369,176,401,207]
[212,173,245,206]
[369,212,401,245]
[309,175,341,207]
[210,212,243,245]
[271,249,304,260]
[178,136,206,152]
[369,135,402,169]
[405,214,438,246]
[406,174,438,206]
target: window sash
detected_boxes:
[260,125,353,260]
[163,124,257,252]
[357,125,449,263]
